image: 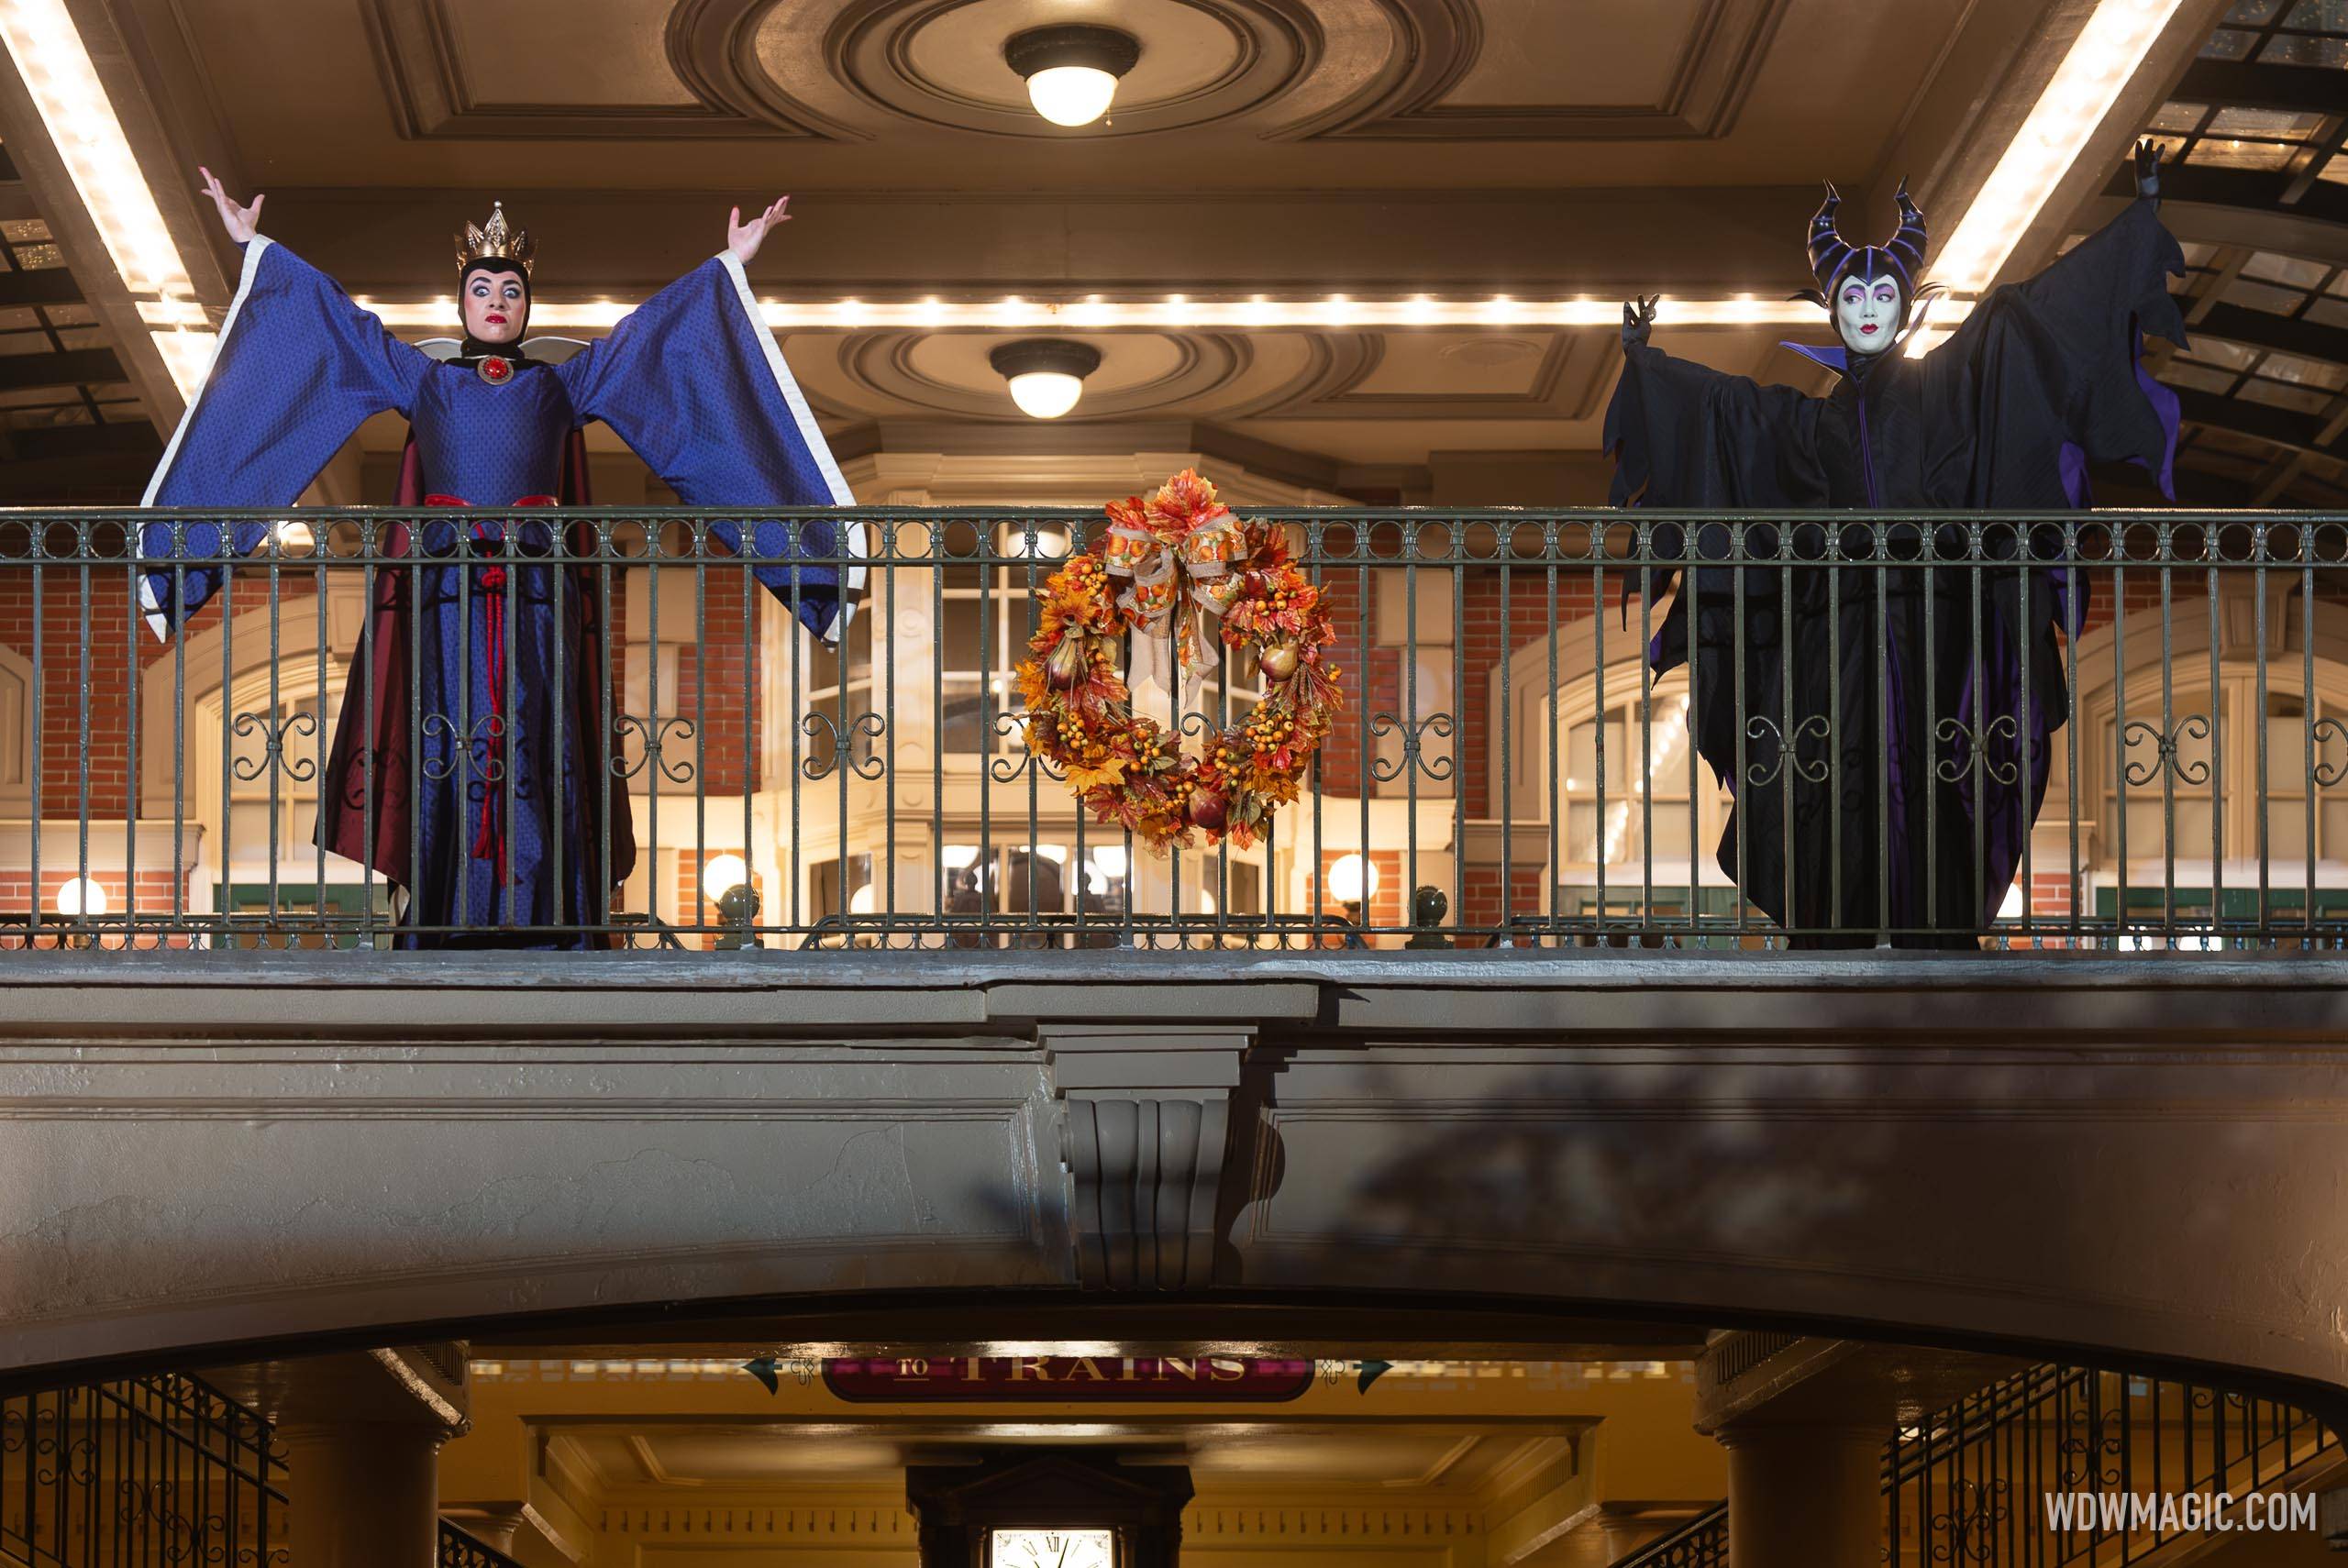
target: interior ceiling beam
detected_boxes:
[8,419,156,462]
[0,346,119,392]
[2192,302,2348,367]
[0,447,150,500]
[2125,165,2348,221]
[256,187,1825,301]
[2172,60,2348,117]
[0,269,82,307]
[2175,386,2345,460]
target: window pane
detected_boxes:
[2256,351,2346,388]
[2241,381,2334,414]
[1567,801,1600,862]
[1002,850,1066,915]
[2165,362,2240,395]
[2283,0,2348,29]
[2243,251,2333,289]
[2184,337,2259,370]
[939,599,985,670]
[2202,27,2257,57]
[2269,801,2312,863]
[2262,32,2348,66]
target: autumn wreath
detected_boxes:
[1014,469,1344,851]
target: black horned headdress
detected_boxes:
[1794,179,1945,333]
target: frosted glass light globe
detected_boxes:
[1025,64,1118,127]
[1328,854,1378,905]
[702,853,749,901]
[1007,369,1084,419]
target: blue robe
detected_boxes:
[138,237,860,946]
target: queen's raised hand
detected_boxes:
[198,166,262,244]
[725,195,792,266]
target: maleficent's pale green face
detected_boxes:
[463,270,526,347]
[1835,269,1901,357]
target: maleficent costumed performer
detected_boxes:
[138,171,861,947]
[1606,144,2184,946]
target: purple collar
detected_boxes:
[1782,341,1849,374]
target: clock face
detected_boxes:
[989,1530,1113,1568]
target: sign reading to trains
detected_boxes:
[823,1355,1316,1401]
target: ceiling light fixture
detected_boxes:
[1926,0,2186,299]
[990,338,1102,419]
[0,0,213,399]
[1004,25,1141,128]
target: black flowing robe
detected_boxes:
[1603,196,2187,945]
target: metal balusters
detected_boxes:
[3,504,2346,951]
[1,1374,285,1568]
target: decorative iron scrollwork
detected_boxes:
[1368,712,1457,783]
[802,711,887,781]
[612,713,697,785]
[1744,713,1832,787]
[988,711,1065,783]
[421,712,506,785]
[228,709,319,784]
[2311,716,2348,789]
[2121,714,2211,788]
[1936,714,2023,787]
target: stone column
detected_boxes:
[1717,1423,1887,1568]
[280,1419,447,1568]
[271,1348,468,1568]
[1694,1333,2025,1568]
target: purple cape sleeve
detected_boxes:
[555,253,865,646]
[136,237,430,638]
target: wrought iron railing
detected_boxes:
[4,505,2348,950]
[438,1519,524,1568]
[0,1373,285,1568]
[1883,1364,2337,1565]
[1607,1503,1725,1567]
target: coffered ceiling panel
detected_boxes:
[442,0,701,108]
[1444,0,1705,108]
[156,0,1985,190]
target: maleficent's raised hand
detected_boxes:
[197,166,262,244]
[726,195,792,266]
[1622,294,1657,352]
[2134,138,2163,203]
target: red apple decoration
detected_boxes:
[1045,635,1087,689]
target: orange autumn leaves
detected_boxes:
[1014,470,1344,852]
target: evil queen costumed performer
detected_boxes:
[137,171,862,947]
[1604,143,2186,947]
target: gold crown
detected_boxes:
[455,201,534,277]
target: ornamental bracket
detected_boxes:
[1042,1025,1254,1291]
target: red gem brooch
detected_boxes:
[477,355,513,385]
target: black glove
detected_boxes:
[2134,138,2163,203]
[1622,293,1657,352]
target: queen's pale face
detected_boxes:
[463,269,526,348]
[1835,269,1901,357]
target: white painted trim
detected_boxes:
[138,236,273,642]
[716,250,866,649]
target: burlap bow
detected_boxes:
[1102,473,1249,701]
